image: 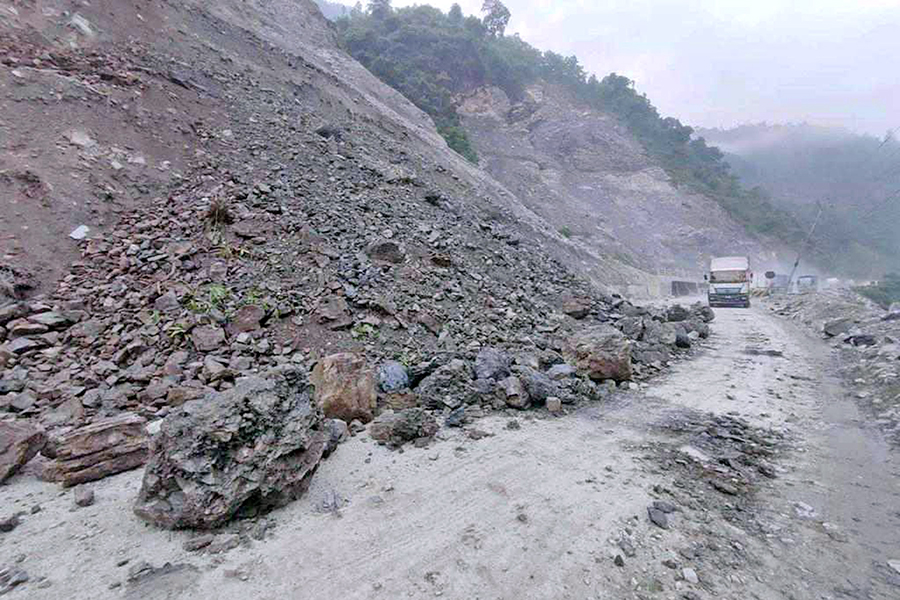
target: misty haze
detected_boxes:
[0,1,898,599]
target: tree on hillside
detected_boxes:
[481,0,511,37]
[448,3,463,25]
[368,0,391,19]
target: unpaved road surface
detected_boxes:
[4,307,900,599]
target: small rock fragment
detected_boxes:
[74,487,95,507]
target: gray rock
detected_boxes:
[134,368,328,529]
[182,534,215,552]
[475,348,511,381]
[369,408,438,447]
[501,376,530,409]
[648,506,669,529]
[517,367,556,403]
[0,378,24,394]
[6,337,46,354]
[377,361,409,393]
[546,363,576,380]
[74,487,95,507]
[0,304,27,326]
[366,240,405,264]
[824,318,854,337]
[323,418,348,458]
[416,359,476,409]
[617,316,644,339]
[666,304,690,322]
[0,514,20,532]
[153,291,181,313]
[445,407,467,427]
[675,331,691,349]
[691,304,716,323]
[191,326,225,352]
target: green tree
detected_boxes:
[448,3,463,25]
[481,0,511,37]
[368,0,391,19]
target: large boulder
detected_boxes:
[562,324,633,382]
[474,348,511,381]
[134,368,327,529]
[416,359,477,409]
[0,420,46,483]
[41,414,148,486]
[310,353,377,423]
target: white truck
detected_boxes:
[706,256,752,308]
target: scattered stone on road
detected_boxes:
[74,487,95,507]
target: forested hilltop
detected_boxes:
[331,1,803,246]
[700,123,900,277]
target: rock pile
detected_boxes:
[768,289,900,447]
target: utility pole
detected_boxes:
[786,202,824,291]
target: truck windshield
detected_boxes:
[710,270,746,283]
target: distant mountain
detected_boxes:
[699,124,900,277]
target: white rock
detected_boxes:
[69,225,90,240]
[682,567,699,584]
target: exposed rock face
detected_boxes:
[134,368,327,529]
[562,324,633,382]
[42,414,148,486]
[310,353,377,424]
[458,83,776,285]
[0,420,46,483]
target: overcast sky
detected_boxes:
[390,0,899,137]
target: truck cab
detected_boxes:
[706,256,752,308]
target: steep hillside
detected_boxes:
[0,0,719,436]
[700,124,900,277]
[0,0,655,299]
[335,3,798,275]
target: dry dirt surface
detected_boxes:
[3,306,899,599]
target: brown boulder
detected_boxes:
[310,353,377,423]
[0,420,46,483]
[561,296,592,319]
[41,414,149,487]
[562,324,633,382]
[231,304,266,333]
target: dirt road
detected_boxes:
[5,307,900,599]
